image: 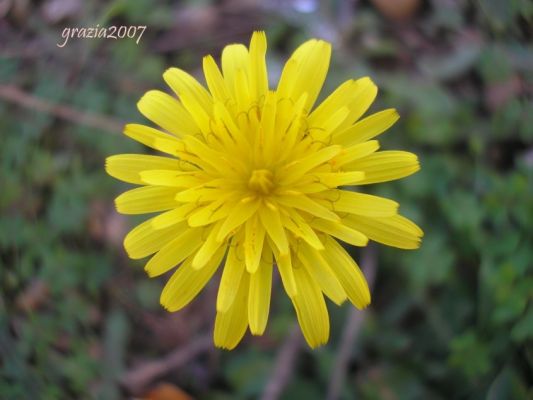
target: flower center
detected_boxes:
[248,169,275,195]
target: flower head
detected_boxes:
[106,32,423,349]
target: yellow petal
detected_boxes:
[163,68,213,135]
[308,107,351,143]
[160,244,226,311]
[163,68,212,111]
[344,214,423,249]
[183,135,247,176]
[255,91,277,165]
[334,109,399,146]
[244,214,266,273]
[115,186,179,215]
[346,151,420,184]
[248,31,268,104]
[123,124,182,154]
[124,219,187,260]
[296,244,347,305]
[333,140,380,167]
[270,239,297,298]
[175,185,225,203]
[139,169,205,187]
[233,67,252,114]
[313,190,399,217]
[309,218,368,247]
[304,171,366,188]
[192,222,226,269]
[276,59,297,103]
[248,245,273,335]
[340,77,378,129]
[307,77,378,135]
[137,90,197,136]
[279,209,324,250]
[258,205,289,256]
[319,107,351,140]
[213,101,251,151]
[203,55,231,104]
[187,194,236,227]
[291,262,330,348]
[278,145,342,185]
[321,236,370,309]
[169,143,215,173]
[307,80,359,130]
[278,39,331,110]
[105,154,179,185]
[276,194,339,222]
[144,227,205,277]
[277,91,307,162]
[217,199,260,242]
[214,271,249,350]
[217,231,246,312]
[151,203,198,229]
[221,44,249,102]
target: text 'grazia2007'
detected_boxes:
[57,25,146,47]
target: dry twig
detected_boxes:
[260,324,303,400]
[0,84,123,133]
[326,246,378,400]
[119,334,212,395]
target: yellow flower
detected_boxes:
[106,32,423,349]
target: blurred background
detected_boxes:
[1,0,532,399]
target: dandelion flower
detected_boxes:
[106,32,423,349]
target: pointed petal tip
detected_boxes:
[162,67,177,77]
[144,268,154,278]
[392,108,400,120]
[307,338,328,349]
[214,341,237,351]
[358,76,375,86]
[316,39,332,51]
[249,325,266,336]
[331,295,348,306]
[122,123,134,136]
[123,247,133,260]
[136,89,156,106]
[353,298,371,310]
[104,156,116,176]
[113,198,123,214]
[159,299,172,312]
[252,30,266,38]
